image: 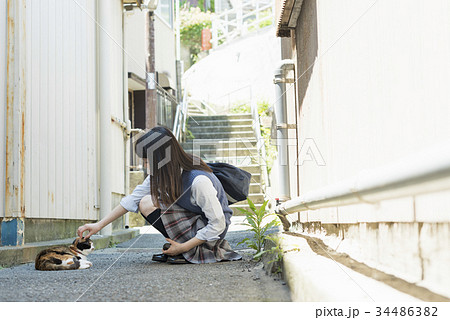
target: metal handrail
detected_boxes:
[173,88,189,141]
[276,140,450,216]
[250,98,269,191]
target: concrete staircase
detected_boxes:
[182,113,266,215]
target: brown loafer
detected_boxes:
[152,253,168,262]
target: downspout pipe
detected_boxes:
[273,59,295,201]
[122,6,130,229]
[98,1,114,236]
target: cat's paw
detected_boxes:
[79,262,92,269]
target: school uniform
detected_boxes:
[120,169,242,263]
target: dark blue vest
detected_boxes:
[176,170,233,232]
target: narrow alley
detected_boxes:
[1,0,450,316]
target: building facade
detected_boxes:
[1,0,178,246]
[274,0,450,299]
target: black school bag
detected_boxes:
[207,162,252,205]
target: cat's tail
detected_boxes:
[35,253,81,271]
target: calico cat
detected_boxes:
[35,237,94,271]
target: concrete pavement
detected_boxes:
[0,218,290,302]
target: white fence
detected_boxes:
[211,0,275,48]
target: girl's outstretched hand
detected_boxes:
[162,238,187,256]
[77,222,101,239]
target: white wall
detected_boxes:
[125,10,177,86]
[125,9,146,80]
[297,0,450,194]
[154,15,177,83]
[289,0,450,297]
[25,0,97,220]
[0,1,6,218]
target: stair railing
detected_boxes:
[211,0,275,48]
[200,99,217,115]
[250,98,270,191]
[173,89,189,142]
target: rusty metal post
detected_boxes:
[3,0,26,246]
[145,10,157,129]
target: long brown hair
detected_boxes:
[135,126,212,207]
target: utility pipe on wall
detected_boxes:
[273,60,295,201]
[123,7,130,229]
[145,10,157,129]
[276,141,450,219]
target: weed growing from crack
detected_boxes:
[237,199,280,260]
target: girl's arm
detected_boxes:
[77,204,128,238]
[119,175,151,213]
[78,174,151,238]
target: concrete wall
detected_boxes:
[283,0,450,298]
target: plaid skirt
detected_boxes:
[159,204,242,264]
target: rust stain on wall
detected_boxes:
[5,0,15,216]
[5,0,26,218]
[20,110,26,217]
[49,191,54,204]
[20,0,27,218]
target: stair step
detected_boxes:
[245,193,265,204]
[183,147,259,157]
[207,157,256,166]
[238,164,261,174]
[182,138,259,150]
[187,118,254,127]
[249,183,264,194]
[188,124,254,133]
[189,114,252,121]
[188,131,255,139]
[188,112,206,116]
[248,173,261,183]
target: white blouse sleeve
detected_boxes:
[191,175,226,241]
[119,175,151,213]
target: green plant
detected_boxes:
[247,9,273,32]
[229,101,251,114]
[108,240,119,248]
[180,5,214,65]
[260,234,283,273]
[238,199,279,259]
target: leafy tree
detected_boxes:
[180,5,214,64]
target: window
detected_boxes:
[156,0,173,28]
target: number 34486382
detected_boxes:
[375,307,438,317]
